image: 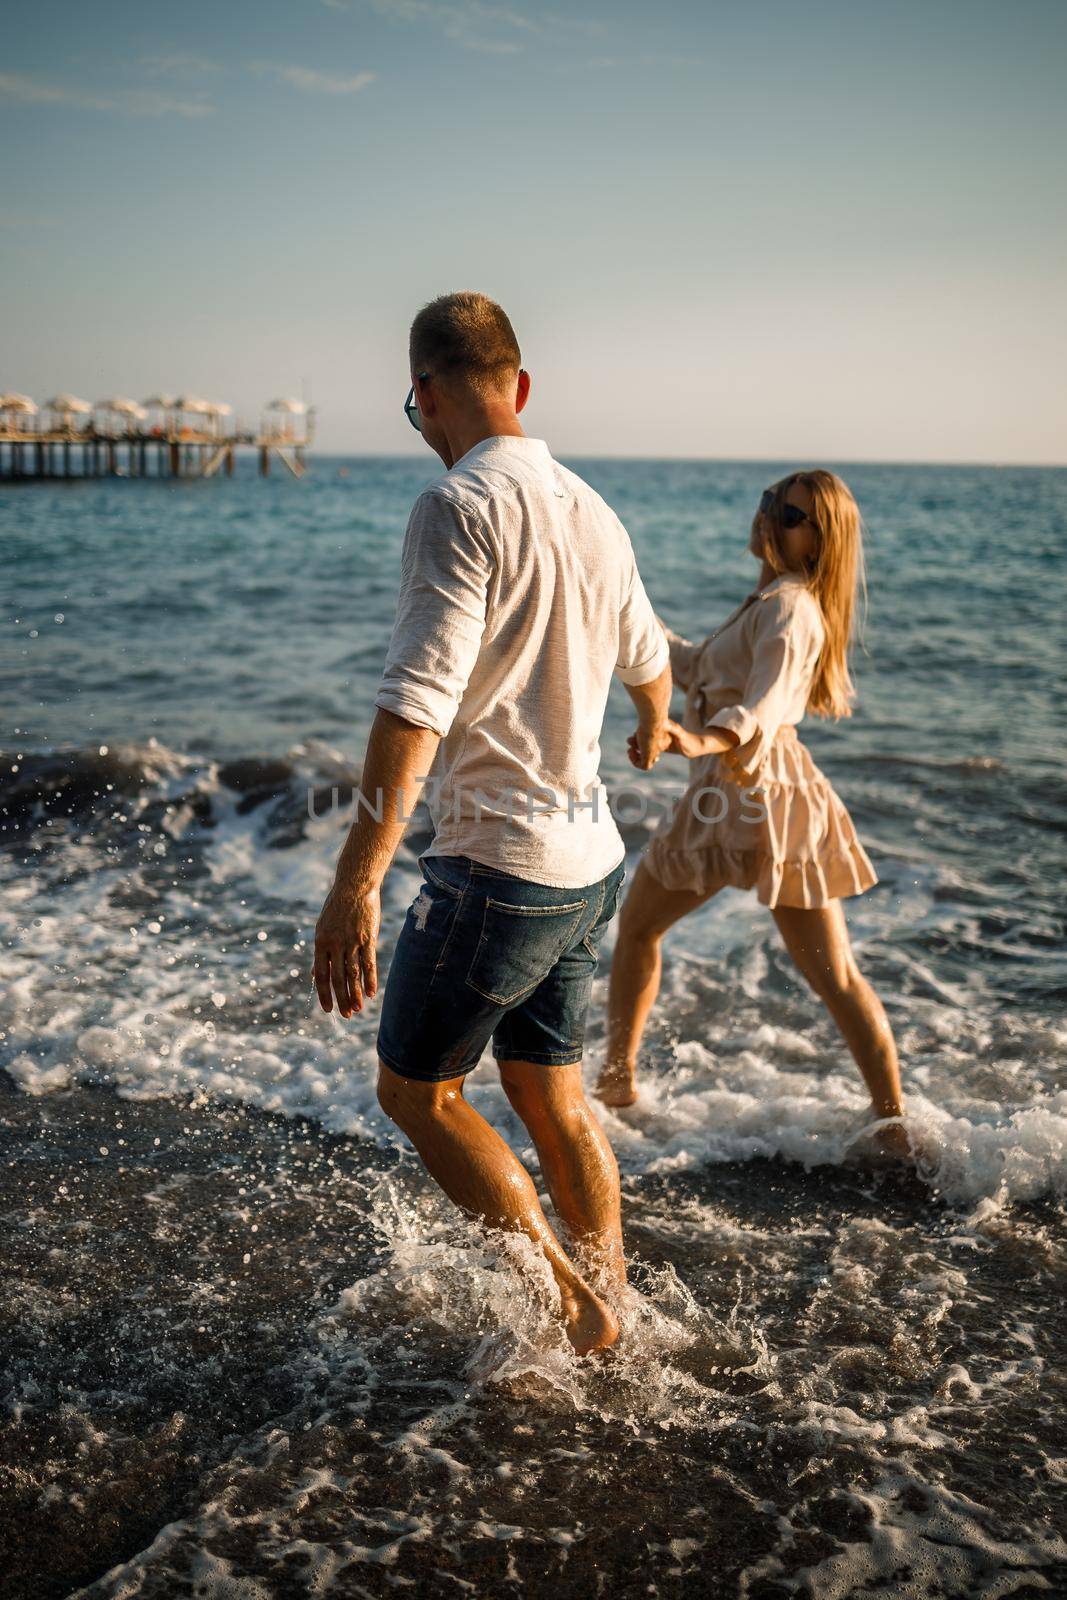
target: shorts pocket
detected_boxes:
[581,871,625,959]
[420,856,464,898]
[466,896,588,1007]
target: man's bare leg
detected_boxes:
[499,1060,626,1289]
[377,1062,619,1354]
[597,860,720,1106]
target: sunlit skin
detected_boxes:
[313,362,672,1355]
[596,482,908,1159]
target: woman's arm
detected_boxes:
[702,593,823,773]
[655,615,702,692]
[662,719,739,759]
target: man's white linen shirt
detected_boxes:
[374,435,669,887]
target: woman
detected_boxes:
[596,471,906,1150]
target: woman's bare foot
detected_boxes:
[560,1285,621,1355]
[846,1108,913,1164]
[870,1115,913,1161]
[595,1062,638,1107]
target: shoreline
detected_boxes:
[4,1077,1065,1598]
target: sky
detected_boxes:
[1,0,1065,462]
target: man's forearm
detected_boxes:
[623,664,673,770]
[625,665,672,732]
[332,708,440,894]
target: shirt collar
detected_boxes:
[449,434,551,475]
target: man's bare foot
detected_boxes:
[560,1285,621,1356]
[573,1237,629,1297]
[595,1063,638,1108]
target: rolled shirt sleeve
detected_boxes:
[374,490,492,737]
[705,592,824,768]
[615,540,671,686]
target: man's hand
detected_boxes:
[623,664,672,771]
[626,721,672,770]
[313,883,381,1018]
[310,708,439,1021]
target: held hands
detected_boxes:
[662,718,705,760]
[626,722,673,770]
[657,718,764,784]
[313,882,381,1018]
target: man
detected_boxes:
[313,292,671,1354]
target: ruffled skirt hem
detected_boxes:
[644,837,878,908]
[642,728,878,910]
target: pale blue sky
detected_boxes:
[2,0,1065,460]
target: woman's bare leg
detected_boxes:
[771,899,907,1145]
[596,859,721,1107]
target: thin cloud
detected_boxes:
[140,52,225,78]
[0,71,212,117]
[251,63,375,94]
[325,0,602,54]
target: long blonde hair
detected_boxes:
[753,469,867,720]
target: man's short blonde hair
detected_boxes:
[409,291,521,394]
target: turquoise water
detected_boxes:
[2,458,1066,1594]
[6,458,1066,774]
[5,457,1065,1015]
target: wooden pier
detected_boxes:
[0,393,315,482]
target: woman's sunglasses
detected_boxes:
[759,488,810,530]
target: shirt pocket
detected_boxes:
[466,896,589,1007]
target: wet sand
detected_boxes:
[0,1084,375,1595]
[3,1077,1065,1600]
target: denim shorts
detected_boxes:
[376,853,626,1082]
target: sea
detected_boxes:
[2,457,1065,1598]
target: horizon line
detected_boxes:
[308,450,1067,470]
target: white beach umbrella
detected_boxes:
[265,398,307,415]
[43,393,91,415]
[0,392,39,415]
[95,397,146,418]
[42,393,91,434]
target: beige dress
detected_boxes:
[644,572,878,909]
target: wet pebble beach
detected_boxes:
[4,1081,1065,1599]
